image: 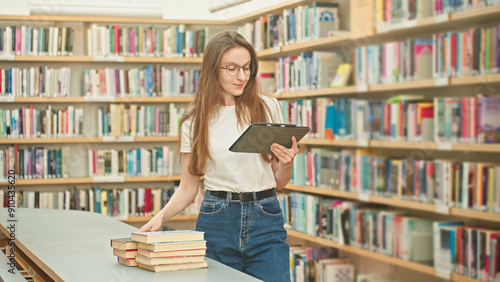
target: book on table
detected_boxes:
[138,261,208,273]
[137,248,207,258]
[138,240,207,252]
[131,230,205,244]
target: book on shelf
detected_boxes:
[313,2,340,39]
[0,26,74,56]
[330,63,352,87]
[131,230,205,244]
[0,66,71,97]
[137,261,208,273]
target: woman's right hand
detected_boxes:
[138,213,164,232]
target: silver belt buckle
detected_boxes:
[229,192,241,202]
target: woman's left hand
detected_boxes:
[270,136,298,169]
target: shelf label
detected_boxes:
[358,193,370,202]
[435,204,450,215]
[92,55,124,62]
[436,142,452,151]
[0,54,15,60]
[102,136,134,142]
[0,96,15,102]
[435,13,450,23]
[93,176,125,183]
[272,46,281,54]
[357,139,369,147]
[434,77,449,87]
[435,269,451,280]
[357,83,368,93]
[84,96,116,102]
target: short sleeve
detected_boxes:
[263,95,284,124]
[180,119,193,153]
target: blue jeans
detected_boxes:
[195,192,290,282]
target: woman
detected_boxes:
[139,30,297,282]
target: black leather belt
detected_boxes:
[206,188,276,202]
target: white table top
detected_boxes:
[0,208,261,282]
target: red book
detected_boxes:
[144,188,152,214]
[66,109,69,135]
[130,29,135,56]
[92,149,97,175]
[115,70,119,95]
[399,101,403,139]
[149,28,154,54]
[14,144,18,176]
[113,25,120,54]
[451,33,457,77]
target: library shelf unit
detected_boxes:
[0,136,180,144]
[285,184,500,223]
[286,229,478,282]
[221,0,500,281]
[0,13,224,223]
[0,175,183,187]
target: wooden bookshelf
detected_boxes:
[226,0,314,24]
[276,86,357,99]
[284,184,500,223]
[121,213,197,223]
[0,136,180,144]
[0,55,204,63]
[0,175,183,186]
[286,229,478,281]
[2,97,194,103]
[298,138,500,153]
[0,15,225,25]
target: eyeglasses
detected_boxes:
[220,63,255,76]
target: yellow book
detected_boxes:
[330,63,352,87]
[130,104,137,137]
[476,164,483,208]
[101,189,107,215]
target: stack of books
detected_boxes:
[111,238,139,267]
[130,230,207,272]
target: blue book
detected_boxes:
[94,187,102,214]
[136,148,141,176]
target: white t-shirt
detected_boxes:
[180,94,284,192]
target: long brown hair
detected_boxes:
[178,30,277,176]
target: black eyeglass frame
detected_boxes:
[219,63,256,77]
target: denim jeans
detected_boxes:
[195,192,290,282]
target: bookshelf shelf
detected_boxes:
[284,184,500,223]
[259,33,352,60]
[286,229,436,276]
[121,213,197,223]
[2,97,194,103]
[226,0,313,24]
[0,55,204,64]
[0,15,225,25]
[298,138,500,153]
[286,229,477,281]
[276,86,357,99]
[0,175,183,187]
[0,136,180,144]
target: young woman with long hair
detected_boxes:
[139,30,297,282]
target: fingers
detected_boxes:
[270,143,295,164]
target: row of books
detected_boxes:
[279,192,500,282]
[290,148,500,213]
[111,231,207,272]
[2,186,200,219]
[275,51,346,93]
[97,103,184,138]
[0,26,74,56]
[0,105,84,139]
[0,66,71,97]
[289,246,353,282]
[87,24,212,58]
[356,39,433,85]
[0,146,70,180]
[280,95,500,144]
[236,2,342,51]
[375,0,500,28]
[84,66,200,98]
[88,146,177,178]
[433,222,500,281]
[433,26,500,79]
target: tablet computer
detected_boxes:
[229,123,310,154]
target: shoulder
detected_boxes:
[259,93,280,109]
